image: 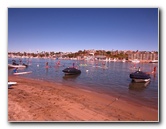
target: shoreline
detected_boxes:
[8,56,158,63]
[8,75,158,122]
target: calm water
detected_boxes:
[8,58,159,109]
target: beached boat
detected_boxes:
[8,82,17,85]
[8,81,17,89]
[129,71,151,82]
[13,71,32,75]
[8,64,26,68]
[62,67,81,75]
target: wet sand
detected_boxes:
[8,75,158,122]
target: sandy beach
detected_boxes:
[8,75,158,122]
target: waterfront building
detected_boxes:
[128,51,158,62]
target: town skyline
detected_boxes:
[8,49,158,62]
[8,8,158,53]
[8,48,158,53]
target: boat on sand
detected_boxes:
[8,82,17,85]
[8,82,17,89]
[13,71,32,75]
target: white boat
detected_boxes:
[8,81,17,88]
[8,64,26,68]
[8,82,17,85]
[13,71,32,75]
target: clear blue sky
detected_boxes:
[8,8,158,53]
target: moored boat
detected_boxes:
[129,71,151,82]
[8,64,26,68]
[62,67,81,75]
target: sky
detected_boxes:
[8,8,158,53]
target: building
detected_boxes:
[128,51,158,62]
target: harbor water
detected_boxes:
[8,58,159,109]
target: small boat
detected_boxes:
[129,71,151,82]
[62,67,81,75]
[13,71,32,75]
[8,64,26,68]
[8,82,17,85]
[8,82,17,89]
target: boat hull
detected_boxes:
[132,78,150,83]
[8,64,26,68]
[64,72,81,75]
[13,71,32,75]
[8,82,17,85]
[130,71,151,83]
[62,68,81,75]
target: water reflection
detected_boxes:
[151,72,157,81]
[129,81,150,91]
[63,74,81,81]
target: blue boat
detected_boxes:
[130,71,151,82]
[62,67,81,75]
